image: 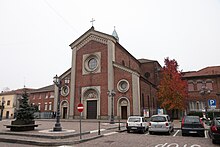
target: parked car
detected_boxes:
[126,116,148,133]
[208,117,220,144]
[181,115,205,137]
[148,114,174,135]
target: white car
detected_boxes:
[148,114,174,135]
[126,116,148,133]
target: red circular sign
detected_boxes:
[77,103,84,112]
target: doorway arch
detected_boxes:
[117,97,130,119]
[61,100,69,119]
[82,87,100,119]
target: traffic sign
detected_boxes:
[77,103,84,112]
[208,99,216,108]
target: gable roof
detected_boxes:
[29,85,54,93]
[69,26,117,49]
[0,88,34,96]
[183,66,220,78]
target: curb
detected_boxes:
[0,127,126,146]
[0,134,104,146]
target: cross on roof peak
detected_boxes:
[90,18,95,27]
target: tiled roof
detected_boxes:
[138,58,156,63]
[29,85,54,93]
[183,66,220,77]
[0,88,34,96]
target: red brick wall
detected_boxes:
[115,44,140,73]
[114,67,133,115]
[74,40,108,116]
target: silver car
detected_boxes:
[148,114,174,135]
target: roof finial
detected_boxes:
[112,26,119,42]
[90,18,95,27]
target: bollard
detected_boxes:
[118,117,121,131]
[98,121,101,135]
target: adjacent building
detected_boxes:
[182,66,220,114]
[0,88,32,119]
[29,85,55,118]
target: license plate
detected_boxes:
[155,125,162,128]
[131,127,137,129]
[189,131,197,133]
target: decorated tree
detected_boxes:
[158,57,188,117]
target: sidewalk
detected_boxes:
[0,119,126,146]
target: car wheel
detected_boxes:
[212,139,216,144]
[201,132,205,137]
[149,131,153,135]
[182,133,186,136]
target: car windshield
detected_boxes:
[151,116,166,122]
[184,116,200,123]
[128,118,141,122]
[215,118,220,125]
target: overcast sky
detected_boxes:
[0,0,220,91]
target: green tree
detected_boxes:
[16,91,36,123]
[158,57,188,112]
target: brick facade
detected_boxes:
[182,66,220,114]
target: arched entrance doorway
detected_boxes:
[83,88,99,119]
[117,97,130,119]
[61,101,68,119]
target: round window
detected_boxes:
[85,55,99,72]
[117,79,129,93]
[88,58,97,70]
[61,85,69,97]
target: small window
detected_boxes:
[38,103,41,111]
[44,103,47,110]
[49,102,52,110]
[206,81,213,90]
[7,100,10,106]
[122,60,125,66]
[188,81,194,91]
[196,80,203,91]
[117,79,129,93]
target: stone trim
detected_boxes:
[113,63,140,77]
[76,34,107,50]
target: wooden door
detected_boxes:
[87,100,97,119]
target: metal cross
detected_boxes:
[90,18,95,26]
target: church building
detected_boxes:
[57,26,161,120]
[30,27,161,120]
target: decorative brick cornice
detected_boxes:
[113,63,140,77]
[76,34,108,50]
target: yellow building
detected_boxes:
[0,88,32,119]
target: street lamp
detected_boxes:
[53,75,62,131]
[199,86,211,119]
[107,90,116,124]
[0,97,5,121]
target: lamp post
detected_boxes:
[107,90,116,124]
[199,86,211,119]
[53,75,62,131]
[0,97,5,121]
